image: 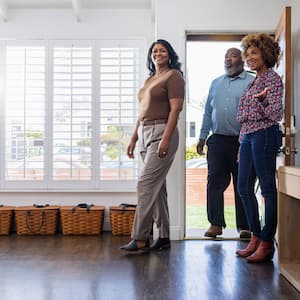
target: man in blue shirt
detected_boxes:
[197,48,254,238]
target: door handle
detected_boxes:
[279,146,298,155]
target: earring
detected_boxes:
[168,59,171,65]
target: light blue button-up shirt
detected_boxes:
[199,70,254,140]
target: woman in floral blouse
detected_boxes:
[236,33,283,263]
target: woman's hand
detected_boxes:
[158,139,169,158]
[127,141,136,159]
[253,87,270,102]
[157,97,183,159]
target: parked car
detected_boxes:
[55,146,91,155]
[186,157,207,168]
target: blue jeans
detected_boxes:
[237,125,281,241]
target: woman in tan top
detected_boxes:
[120,39,185,251]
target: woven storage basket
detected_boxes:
[0,206,14,235]
[60,204,105,235]
[110,205,136,235]
[14,205,59,235]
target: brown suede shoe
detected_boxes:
[239,230,251,239]
[204,225,222,238]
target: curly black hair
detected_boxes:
[241,33,281,68]
[146,39,182,75]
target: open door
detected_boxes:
[274,6,296,166]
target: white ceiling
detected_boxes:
[6,0,152,9]
[0,0,153,22]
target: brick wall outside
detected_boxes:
[186,168,235,205]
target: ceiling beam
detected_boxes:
[0,0,8,22]
[151,0,156,24]
[72,0,82,22]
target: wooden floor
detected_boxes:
[0,233,299,300]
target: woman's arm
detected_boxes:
[158,98,183,158]
[262,75,283,122]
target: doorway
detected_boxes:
[185,34,246,239]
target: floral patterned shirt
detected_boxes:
[237,68,283,136]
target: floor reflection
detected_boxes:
[0,234,298,300]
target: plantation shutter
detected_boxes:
[52,42,93,181]
[99,45,139,180]
[5,45,45,181]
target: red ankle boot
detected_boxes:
[236,235,260,257]
[246,240,275,263]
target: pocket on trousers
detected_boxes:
[264,125,282,153]
[277,128,283,148]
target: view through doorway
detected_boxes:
[185,35,246,239]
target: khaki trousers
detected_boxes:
[131,123,179,240]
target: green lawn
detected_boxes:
[186,205,237,229]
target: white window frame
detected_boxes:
[97,39,144,191]
[0,38,146,192]
[0,40,47,190]
[48,39,95,190]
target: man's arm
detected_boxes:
[196,83,214,155]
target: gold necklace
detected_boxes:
[156,68,169,76]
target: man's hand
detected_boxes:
[196,139,206,155]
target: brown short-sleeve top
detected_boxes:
[138,69,185,121]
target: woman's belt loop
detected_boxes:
[141,119,168,126]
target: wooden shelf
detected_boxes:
[278,166,300,292]
[280,263,300,291]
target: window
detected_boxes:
[52,42,93,181]
[0,39,144,191]
[189,121,196,138]
[99,46,139,181]
[4,43,46,182]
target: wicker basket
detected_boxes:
[14,205,59,235]
[0,206,14,235]
[60,204,105,235]
[110,205,136,235]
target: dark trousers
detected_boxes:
[206,134,249,230]
[237,125,281,241]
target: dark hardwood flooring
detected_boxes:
[0,233,299,300]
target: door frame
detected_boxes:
[185,33,250,239]
[275,6,295,166]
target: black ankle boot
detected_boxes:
[149,237,170,251]
[120,239,149,251]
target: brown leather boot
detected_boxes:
[239,230,251,239]
[204,225,222,238]
[246,240,275,263]
[236,235,260,257]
